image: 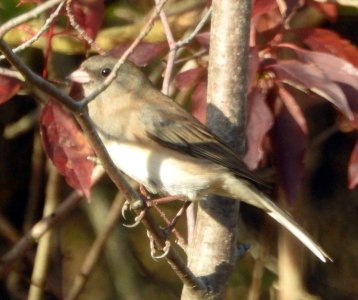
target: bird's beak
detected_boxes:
[67,69,92,84]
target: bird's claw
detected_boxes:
[147,231,171,260]
[122,209,146,228]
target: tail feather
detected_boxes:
[222,176,332,262]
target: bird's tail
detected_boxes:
[221,175,332,262]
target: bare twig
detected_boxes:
[0,191,80,277]
[65,0,104,54]
[175,7,212,49]
[154,0,176,95]
[0,1,65,61]
[0,0,63,38]
[0,215,21,244]
[0,167,103,277]
[65,193,125,300]
[158,5,212,96]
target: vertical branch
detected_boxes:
[182,0,252,299]
[28,162,60,300]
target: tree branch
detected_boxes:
[182,0,252,299]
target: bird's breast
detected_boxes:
[102,139,225,200]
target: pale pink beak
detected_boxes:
[68,69,92,84]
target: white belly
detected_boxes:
[103,140,220,200]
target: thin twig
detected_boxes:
[0,0,63,38]
[0,167,103,277]
[65,0,104,54]
[0,1,65,61]
[154,0,176,95]
[175,7,212,49]
[159,6,212,95]
[65,193,125,300]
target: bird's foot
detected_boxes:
[147,230,171,260]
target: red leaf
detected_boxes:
[296,28,358,68]
[252,0,277,18]
[278,85,307,133]
[107,41,168,66]
[40,102,94,198]
[71,0,104,40]
[244,86,273,170]
[195,32,210,49]
[175,67,206,90]
[278,44,358,121]
[191,80,207,124]
[267,60,353,120]
[0,76,21,104]
[348,140,358,189]
[272,103,307,204]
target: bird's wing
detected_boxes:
[140,103,269,189]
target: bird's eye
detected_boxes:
[101,68,111,77]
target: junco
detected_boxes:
[69,55,330,262]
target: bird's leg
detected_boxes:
[121,185,150,227]
[165,201,191,235]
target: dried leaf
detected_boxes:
[40,102,94,198]
[244,86,273,170]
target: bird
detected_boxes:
[68,55,331,262]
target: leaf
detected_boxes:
[40,102,94,198]
[107,41,168,66]
[272,103,307,204]
[0,75,21,104]
[191,80,207,124]
[175,67,206,90]
[278,85,307,133]
[244,86,273,170]
[252,0,277,18]
[267,60,353,120]
[348,140,358,189]
[70,0,104,40]
[296,28,358,68]
[278,44,358,121]
[195,32,210,49]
